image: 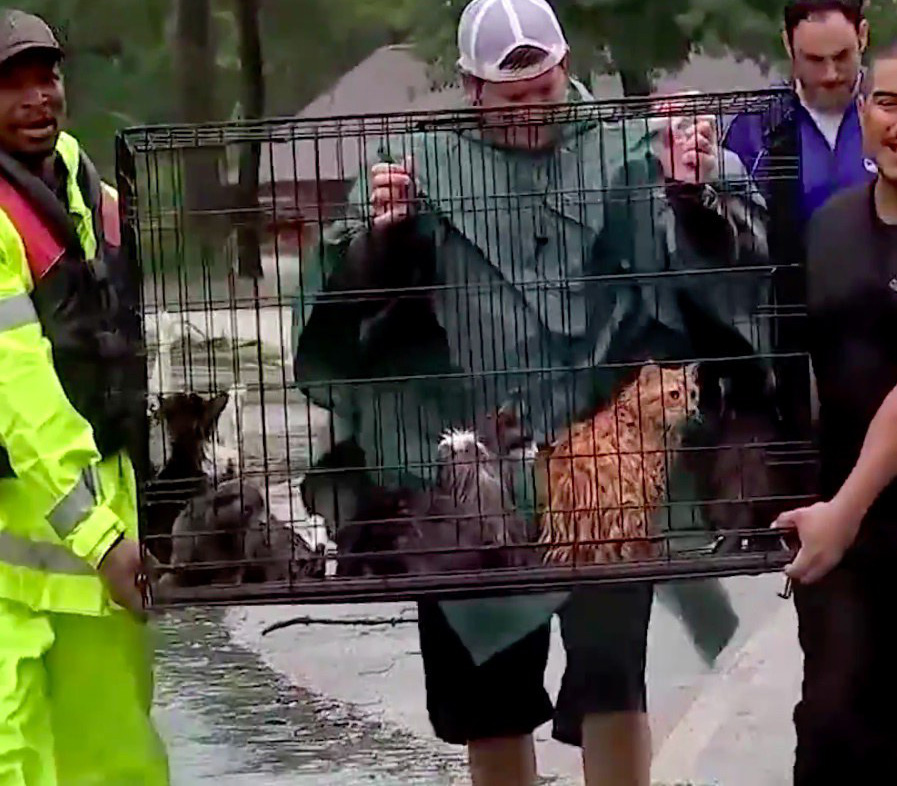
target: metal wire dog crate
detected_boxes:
[116,88,814,608]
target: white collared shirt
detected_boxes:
[795,76,861,150]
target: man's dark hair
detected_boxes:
[861,39,897,96]
[498,45,550,73]
[784,0,865,46]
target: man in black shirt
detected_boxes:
[774,39,897,785]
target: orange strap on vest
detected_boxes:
[0,177,120,282]
[0,176,65,280]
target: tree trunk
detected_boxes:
[235,0,265,279]
[174,0,222,216]
[618,66,654,96]
[174,0,214,124]
[607,34,655,97]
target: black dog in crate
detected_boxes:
[677,303,818,554]
[146,391,325,591]
[143,391,231,565]
[331,417,537,578]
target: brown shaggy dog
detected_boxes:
[537,364,699,564]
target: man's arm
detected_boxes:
[774,374,897,584]
[830,384,897,520]
[292,146,439,430]
[0,213,148,610]
[775,382,897,584]
[0,235,122,561]
[640,107,770,266]
[772,200,874,584]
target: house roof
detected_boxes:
[657,52,780,94]
[297,44,464,118]
[579,52,779,99]
[260,45,463,184]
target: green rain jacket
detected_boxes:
[293,81,770,664]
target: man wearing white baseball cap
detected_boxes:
[457,0,570,83]
[453,0,581,152]
[295,1,764,784]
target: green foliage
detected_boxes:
[218,0,399,118]
[9,0,896,177]
[14,0,175,174]
[866,0,897,52]
[12,0,399,176]
[391,0,783,93]
[380,0,467,88]
[393,0,895,94]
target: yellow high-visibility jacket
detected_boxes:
[0,131,137,615]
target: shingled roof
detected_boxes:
[260,45,463,185]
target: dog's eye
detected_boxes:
[669,390,681,401]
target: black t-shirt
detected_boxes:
[807,181,897,545]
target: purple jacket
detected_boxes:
[724,87,876,226]
[722,86,876,440]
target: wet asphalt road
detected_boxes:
[152,608,472,786]
[151,573,800,786]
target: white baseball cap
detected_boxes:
[457,0,570,83]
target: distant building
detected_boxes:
[258,45,462,253]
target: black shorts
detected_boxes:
[417,583,653,748]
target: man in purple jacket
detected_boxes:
[724,0,876,442]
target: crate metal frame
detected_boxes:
[116,88,811,609]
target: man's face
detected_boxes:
[786,11,867,111]
[0,50,65,158]
[468,62,569,150]
[860,57,897,184]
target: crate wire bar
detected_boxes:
[116,89,813,609]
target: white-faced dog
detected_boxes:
[335,418,536,577]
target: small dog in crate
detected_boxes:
[335,415,535,577]
[144,391,231,564]
[159,478,326,589]
[537,363,700,564]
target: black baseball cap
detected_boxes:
[0,9,62,69]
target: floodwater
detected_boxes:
[151,577,800,786]
[152,608,470,786]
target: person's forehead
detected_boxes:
[869,57,897,94]
[792,10,859,52]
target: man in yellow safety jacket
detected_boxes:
[0,10,169,785]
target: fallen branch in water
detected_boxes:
[262,615,419,636]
